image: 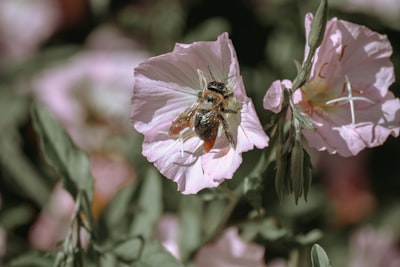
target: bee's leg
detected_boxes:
[222,108,238,114]
[208,65,216,81]
[223,92,234,99]
[219,114,235,147]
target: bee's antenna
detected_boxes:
[209,65,237,84]
[208,65,216,81]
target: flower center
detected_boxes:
[300,75,374,125]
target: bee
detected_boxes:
[168,70,239,153]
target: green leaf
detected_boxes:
[202,198,228,241]
[303,150,313,201]
[111,238,183,267]
[179,195,203,260]
[8,251,54,267]
[103,184,136,239]
[308,0,328,50]
[0,90,50,206]
[80,190,96,237]
[258,219,288,241]
[293,109,314,130]
[0,205,35,230]
[275,114,291,201]
[290,140,304,204]
[0,87,28,130]
[0,133,50,206]
[129,168,162,239]
[31,103,93,201]
[311,244,332,267]
[296,230,323,245]
[112,236,145,263]
[293,59,302,74]
[133,240,184,267]
[243,175,263,210]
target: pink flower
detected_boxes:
[264,14,400,157]
[131,33,269,194]
[33,49,148,151]
[91,154,136,219]
[29,154,135,251]
[29,183,85,250]
[348,227,400,267]
[153,214,181,260]
[0,0,60,63]
[316,151,375,225]
[194,227,266,267]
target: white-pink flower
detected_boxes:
[264,13,400,157]
[131,33,269,194]
[33,49,148,151]
[0,0,59,63]
[29,154,135,251]
[194,227,266,267]
[153,214,181,260]
[348,227,400,267]
[29,183,86,251]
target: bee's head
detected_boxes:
[207,81,227,95]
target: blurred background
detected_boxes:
[1,0,400,266]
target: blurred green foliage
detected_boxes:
[1,0,400,266]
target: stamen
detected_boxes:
[325,75,374,125]
[158,130,169,136]
[160,127,196,158]
[179,137,184,158]
[162,137,184,158]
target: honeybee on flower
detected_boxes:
[131,33,269,194]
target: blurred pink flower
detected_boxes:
[316,151,375,225]
[31,29,140,248]
[194,227,266,267]
[29,183,84,250]
[0,0,60,63]
[267,259,287,267]
[153,214,181,260]
[30,153,135,250]
[33,47,148,151]
[131,33,269,194]
[348,227,400,267]
[264,13,400,157]
[91,153,136,219]
[153,216,269,267]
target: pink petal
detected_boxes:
[194,228,266,267]
[263,79,292,113]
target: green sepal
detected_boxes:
[308,0,328,50]
[311,244,333,267]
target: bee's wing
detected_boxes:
[168,102,199,137]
